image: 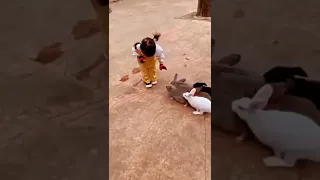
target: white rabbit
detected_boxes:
[183,88,211,115]
[231,84,320,167]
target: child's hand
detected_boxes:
[138,56,145,63]
[160,63,167,70]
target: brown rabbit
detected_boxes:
[166,85,189,105]
[166,74,193,105]
[170,74,192,90]
[195,91,211,101]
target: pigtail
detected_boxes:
[152,31,161,42]
[133,42,141,50]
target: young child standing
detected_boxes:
[132,32,167,88]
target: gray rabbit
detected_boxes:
[166,74,193,105]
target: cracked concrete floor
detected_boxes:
[109,0,211,179]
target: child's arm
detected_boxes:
[155,44,167,70]
[155,44,165,64]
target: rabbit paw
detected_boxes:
[262,156,294,167]
[184,103,188,107]
[193,111,203,115]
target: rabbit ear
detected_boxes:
[189,88,197,95]
[173,74,178,81]
[249,84,274,110]
[170,74,178,85]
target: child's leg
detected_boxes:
[139,63,152,87]
[149,58,158,84]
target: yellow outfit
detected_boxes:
[137,54,158,83]
[132,43,165,84]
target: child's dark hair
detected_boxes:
[134,32,161,57]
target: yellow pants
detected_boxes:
[138,56,158,83]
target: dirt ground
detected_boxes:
[0,0,108,179]
[2,0,320,179]
[213,0,320,179]
[109,0,211,179]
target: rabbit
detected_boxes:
[183,88,211,115]
[166,85,188,105]
[166,74,193,105]
[170,73,193,90]
[166,74,211,104]
[193,82,211,96]
[195,91,211,101]
[265,82,320,125]
[263,66,320,109]
[231,84,320,167]
[210,53,265,135]
[263,66,308,83]
[236,82,320,143]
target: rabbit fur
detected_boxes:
[263,66,320,109]
[193,82,211,96]
[166,85,189,104]
[166,74,193,105]
[237,81,320,143]
[232,84,320,167]
[263,66,308,83]
[210,53,264,135]
[166,74,211,104]
[183,88,211,114]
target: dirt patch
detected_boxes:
[30,42,64,65]
[131,67,141,74]
[119,75,129,82]
[71,19,101,40]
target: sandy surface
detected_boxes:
[2,0,320,179]
[109,0,211,179]
[1,0,211,179]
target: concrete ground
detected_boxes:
[213,0,320,179]
[0,0,211,180]
[0,0,108,179]
[109,0,211,179]
[4,0,320,179]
